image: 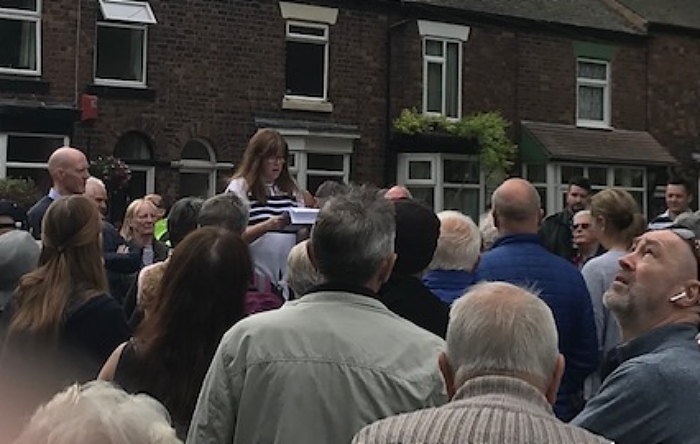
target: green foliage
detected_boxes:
[393,109,518,173]
[0,177,42,211]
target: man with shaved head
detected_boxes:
[27,146,89,239]
[572,227,700,442]
[475,178,598,421]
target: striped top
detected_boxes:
[226,178,302,298]
[352,375,613,444]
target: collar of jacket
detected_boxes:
[492,233,543,249]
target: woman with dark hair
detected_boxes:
[98,226,253,437]
[0,195,130,440]
[226,128,304,298]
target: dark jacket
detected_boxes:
[26,195,54,240]
[475,233,598,421]
[539,211,575,261]
[379,274,449,338]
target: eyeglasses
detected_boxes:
[573,223,591,230]
[265,156,286,164]
[666,225,700,277]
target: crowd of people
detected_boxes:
[1,129,700,443]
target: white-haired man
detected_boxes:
[187,186,446,444]
[572,227,700,443]
[423,210,481,304]
[27,146,89,239]
[353,282,611,444]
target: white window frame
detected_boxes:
[94,21,148,87]
[576,58,611,128]
[278,130,356,192]
[173,139,232,198]
[0,132,69,177]
[417,20,469,120]
[0,0,41,76]
[397,153,485,216]
[422,38,462,119]
[127,164,155,194]
[284,20,329,102]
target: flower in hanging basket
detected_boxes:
[90,155,132,191]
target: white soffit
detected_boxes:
[418,20,470,41]
[279,2,338,24]
[99,0,157,24]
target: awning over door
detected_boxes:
[520,121,677,166]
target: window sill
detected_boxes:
[576,121,612,130]
[85,83,156,101]
[0,76,50,94]
[282,98,333,113]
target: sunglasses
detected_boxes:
[572,223,591,230]
[665,225,700,278]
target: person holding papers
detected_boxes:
[226,128,306,299]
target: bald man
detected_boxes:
[474,178,598,421]
[384,185,412,201]
[27,146,89,239]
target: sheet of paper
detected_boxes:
[288,207,319,225]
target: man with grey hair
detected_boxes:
[353,282,611,444]
[198,192,249,235]
[188,186,446,444]
[423,210,481,304]
[27,146,90,239]
[475,178,598,421]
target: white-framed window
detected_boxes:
[95,0,156,87]
[114,131,155,199]
[523,162,647,215]
[285,21,328,100]
[280,130,355,194]
[418,21,469,119]
[175,139,232,198]
[0,133,69,192]
[576,58,610,128]
[397,153,484,220]
[0,0,41,75]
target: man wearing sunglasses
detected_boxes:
[572,226,700,443]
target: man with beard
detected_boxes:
[572,227,700,443]
[539,176,591,261]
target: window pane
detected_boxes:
[307,174,343,195]
[8,135,64,162]
[588,166,607,186]
[307,153,344,171]
[0,18,37,70]
[6,167,50,195]
[179,172,210,198]
[535,187,548,215]
[614,168,644,188]
[445,42,459,118]
[628,190,644,212]
[114,132,151,160]
[561,165,585,184]
[96,26,145,82]
[444,187,479,220]
[525,164,546,183]
[125,169,147,201]
[287,153,297,169]
[182,140,212,161]
[0,0,37,11]
[288,24,325,38]
[443,159,479,184]
[426,62,443,113]
[578,61,606,80]
[286,41,325,98]
[407,187,434,208]
[578,85,604,121]
[425,39,443,57]
[408,160,432,180]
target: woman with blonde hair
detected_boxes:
[226,128,304,298]
[581,188,645,398]
[0,195,130,440]
[120,198,169,267]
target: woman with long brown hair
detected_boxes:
[226,128,305,298]
[0,195,130,440]
[98,226,253,437]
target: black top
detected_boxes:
[539,210,576,261]
[0,293,130,441]
[26,195,53,240]
[379,274,449,338]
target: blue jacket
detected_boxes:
[475,233,598,421]
[423,269,477,304]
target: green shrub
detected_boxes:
[0,177,42,211]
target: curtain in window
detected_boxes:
[445,42,459,118]
[129,29,144,81]
[578,85,604,121]
[18,20,36,69]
